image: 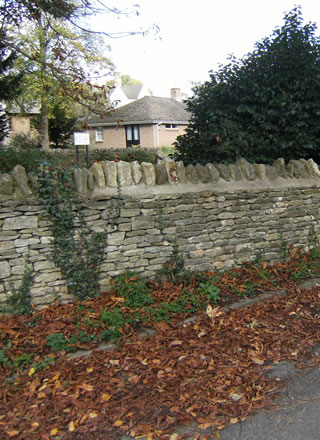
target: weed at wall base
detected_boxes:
[2,255,33,315]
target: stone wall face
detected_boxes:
[1,157,320,307]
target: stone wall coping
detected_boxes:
[1,157,320,200]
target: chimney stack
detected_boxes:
[170,88,182,101]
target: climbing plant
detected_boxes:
[37,164,107,300]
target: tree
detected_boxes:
[2,2,155,149]
[0,30,23,143]
[7,11,114,149]
[174,7,320,165]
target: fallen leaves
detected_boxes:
[0,274,320,439]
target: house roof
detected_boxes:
[121,84,145,100]
[6,102,40,115]
[89,96,190,127]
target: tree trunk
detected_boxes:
[40,97,50,150]
[38,14,50,150]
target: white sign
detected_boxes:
[74,132,90,145]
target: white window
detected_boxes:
[165,124,178,129]
[95,127,104,142]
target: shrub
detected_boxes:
[0,147,56,173]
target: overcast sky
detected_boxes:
[91,0,320,97]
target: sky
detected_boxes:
[91,0,320,97]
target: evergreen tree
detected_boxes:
[174,7,320,165]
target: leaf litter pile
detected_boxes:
[1,248,320,440]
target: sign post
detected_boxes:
[73,132,90,167]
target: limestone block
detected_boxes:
[215,164,231,181]
[3,215,38,230]
[287,160,309,179]
[0,241,14,250]
[87,170,95,190]
[266,165,278,181]
[73,167,88,195]
[131,215,155,230]
[254,164,267,180]
[12,165,33,197]
[34,271,61,283]
[101,161,118,188]
[107,232,125,245]
[176,161,187,183]
[305,159,320,178]
[272,158,288,178]
[117,161,133,187]
[14,237,40,247]
[185,164,199,183]
[89,162,105,188]
[27,172,38,191]
[131,161,142,185]
[156,159,178,185]
[0,173,14,195]
[228,164,242,181]
[195,164,210,183]
[141,162,156,186]
[0,261,10,278]
[236,158,256,180]
[34,260,56,271]
[205,164,220,182]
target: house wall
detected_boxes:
[90,126,126,149]
[158,124,188,147]
[139,124,157,149]
[1,158,320,308]
[9,115,34,137]
[90,123,187,150]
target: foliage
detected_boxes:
[0,147,159,173]
[0,147,55,173]
[33,104,78,149]
[5,133,41,150]
[0,29,23,143]
[112,272,153,309]
[174,7,320,165]
[100,307,126,341]
[157,242,189,284]
[2,256,33,315]
[6,8,114,149]
[37,164,107,300]
[91,147,160,165]
[198,281,221,304]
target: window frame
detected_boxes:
[125,124,140,148]
[95,127,104,142]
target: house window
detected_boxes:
[30,118,34,133]
[165,124,178,129]
[8,117,12,132]
[95,127,104,142]
[125,124,140,148]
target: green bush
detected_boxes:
[6,133,41,150]
[90,148,160,165]
[0,147,56,173]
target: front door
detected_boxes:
[126,125,140,148]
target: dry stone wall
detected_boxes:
[1,157,320,307]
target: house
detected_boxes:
[109,83,152,107]
[88,89,190,150]
[5,103,40,138]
